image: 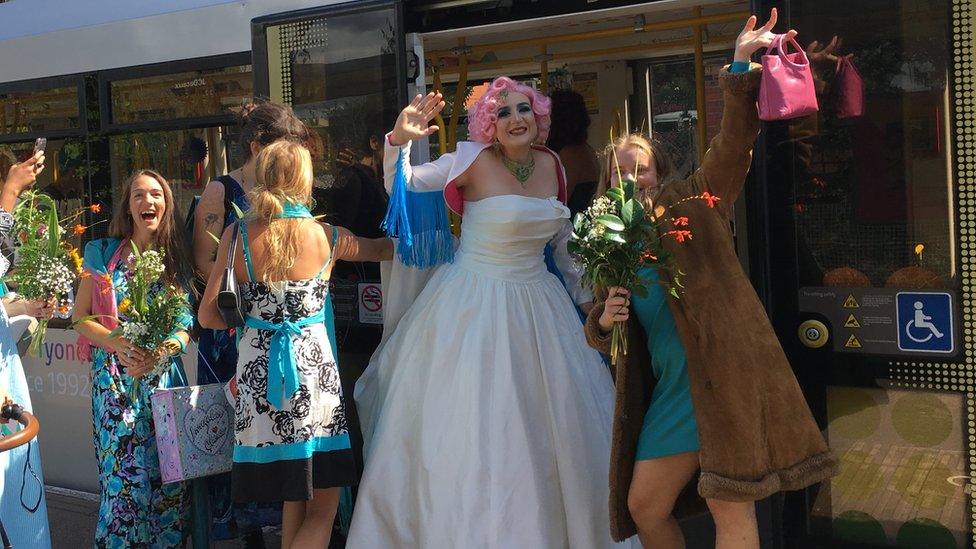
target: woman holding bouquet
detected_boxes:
[73,170,194,548]
[0,151,53,549]
[198,141,391,549]
[584,11,836,549]
[347,78,635,547]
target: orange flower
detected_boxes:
[73,223,86,235]
[700,192,721,208]
[672,216,689,227]
[667,230,693,243]
[90,203,102,214]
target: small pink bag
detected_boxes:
[758,34,819,121]
[833,54,864,119]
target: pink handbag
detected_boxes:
[833,54,864,119]
[758,34,819,121]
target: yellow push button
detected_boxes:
[798,320,829,349]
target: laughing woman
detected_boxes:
[73,171,195,548]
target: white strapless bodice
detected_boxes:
[454,194,569,281]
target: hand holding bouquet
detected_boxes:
[569,169,720,365]
[568,179,667,364]
[110,244,188,401]
[7,192,98,356]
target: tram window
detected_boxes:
[778,0,956,291]
[108,127,236,221]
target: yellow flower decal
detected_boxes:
[118,298,132,315]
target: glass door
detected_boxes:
[251,0,407,475]
[756,1,973,547]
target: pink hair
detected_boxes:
[467,76,551,144]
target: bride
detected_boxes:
[348,79,636,547]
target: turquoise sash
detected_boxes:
[243,201,333,408]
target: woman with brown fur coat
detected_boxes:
[584,10,837,549]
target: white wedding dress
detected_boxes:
[349,189,636,548]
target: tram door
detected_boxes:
[251,0,408,465]
[754,0,975,547]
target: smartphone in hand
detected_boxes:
[32,138,46,170]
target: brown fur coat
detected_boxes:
[583,66,838,542]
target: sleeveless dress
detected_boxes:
[0,207,51,549]
[349,195,637,548]
[195,175,281,539]
[630,266,700,460]
[231,224,356,502]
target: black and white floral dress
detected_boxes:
[231,223,356,502]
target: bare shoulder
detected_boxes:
[200,179,226,201]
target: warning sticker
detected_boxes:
[798,287,956,356]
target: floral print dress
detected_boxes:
[85,238,191,549]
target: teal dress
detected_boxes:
[631,266,700,460]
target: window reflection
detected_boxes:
[109,128,237,217]
[786,0,953,290]
[110,65,252,125]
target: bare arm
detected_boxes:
[193,180,227,278]
[331,225,393,263]
[199,225,235,330]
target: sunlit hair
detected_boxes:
[595,133,674,214]
[247,140,314,283]
[467,76,552,144]
[110,170,194,287]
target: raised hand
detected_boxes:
[806,36,843,67]
[734,8,798,62]
[389,92,446,146]
[1,150,45,211]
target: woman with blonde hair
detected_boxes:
[199,140,391,548]
[583,10,835,549]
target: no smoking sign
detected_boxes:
[358,283,383,324]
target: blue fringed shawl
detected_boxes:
[381,148,455,268]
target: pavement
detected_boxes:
[45,487,282,548]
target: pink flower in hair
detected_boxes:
[467,76,551,145]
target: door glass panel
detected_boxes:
[814,386,967,547]
[773,1,970,546]
[786,0,954,291]
[262,5,400,369]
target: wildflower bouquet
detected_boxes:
[111,244,188,401]
[568,175,720,365]
[7,192,97,356]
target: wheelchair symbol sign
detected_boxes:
[896,292,953,353]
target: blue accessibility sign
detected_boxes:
[896,292,954,353]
